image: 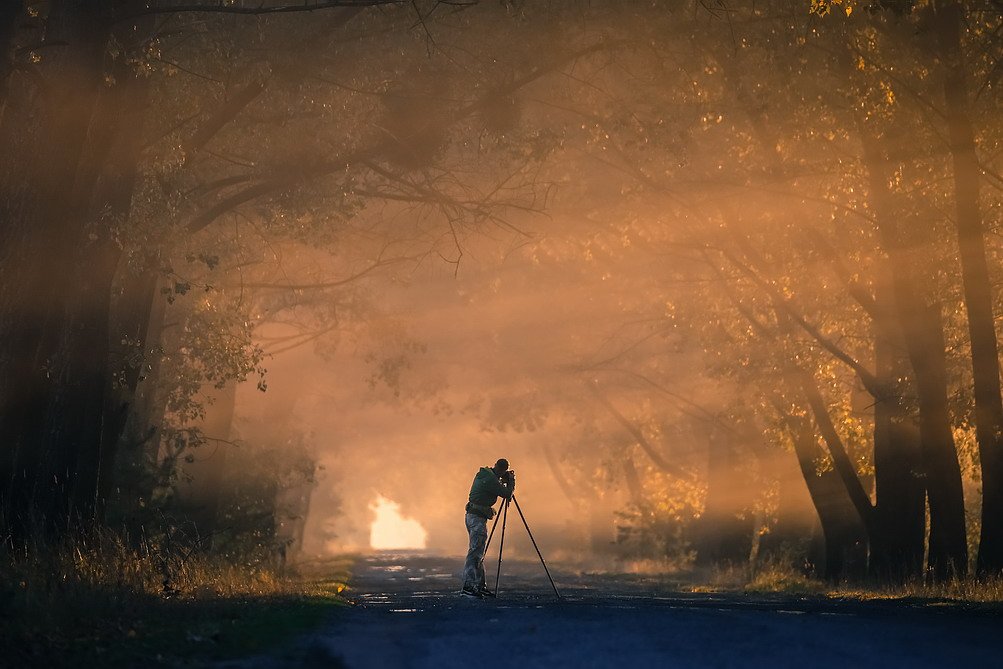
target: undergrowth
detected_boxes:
[0,527,353,668]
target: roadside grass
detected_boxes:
[686,562,825,596]
[692,558,1003,604]
[834,575,1003,603]
[743,561,828,595]
[1,533,355,668]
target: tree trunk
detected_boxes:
[870,271,926,581]
[620,446,646,512]
[759,447,816,562]
[0,1,108,535]
[787,415,867,582]
[861,132,969,579]
[104,275,169,537]
[933,0,1003,576]
[694,428,754,565]
[799,371,877,536]
[60,28,154,523]
[0,2,22,125]
[88,55,152,520]
[911,303,969,580]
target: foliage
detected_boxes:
[212,433,318,563]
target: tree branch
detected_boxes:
[184,38,621,235]
[588,380,691,479]
[221,254,420,291]
[117,1,406,22]
[715,244,883,397]
[183,80,267,156]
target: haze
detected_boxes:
[2,0,1002,589]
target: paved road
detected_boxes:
[238,553,1003,669]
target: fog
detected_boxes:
[233,234,637,559]
[2,0,1001,585]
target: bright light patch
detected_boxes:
[369,495,428,550]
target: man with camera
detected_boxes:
[461,458,515,598]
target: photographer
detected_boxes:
[461,458,515,598]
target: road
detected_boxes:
[233,553,1003,669]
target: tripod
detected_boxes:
[480,494,561,600]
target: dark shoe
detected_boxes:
[477,585,496,598]
[461,586,483,599]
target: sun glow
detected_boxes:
[369,495,428,550]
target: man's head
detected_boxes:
[492,458,510,477]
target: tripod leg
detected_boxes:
[493,496,510,595]
[483,507,503,557]
[511,494,562,600]
[476,508,503,587]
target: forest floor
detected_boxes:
[218,552,1003,669]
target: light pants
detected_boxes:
[462,512,488,590]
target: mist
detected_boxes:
[2,0,1002,592]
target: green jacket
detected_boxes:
[468,467,513,510]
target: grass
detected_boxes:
[834,576,1003,603]
[0,531,355,668]
[743,562,828,595]
[690,558,1003,605]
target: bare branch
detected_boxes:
[184,39,623,234]
[222,254,420,291]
